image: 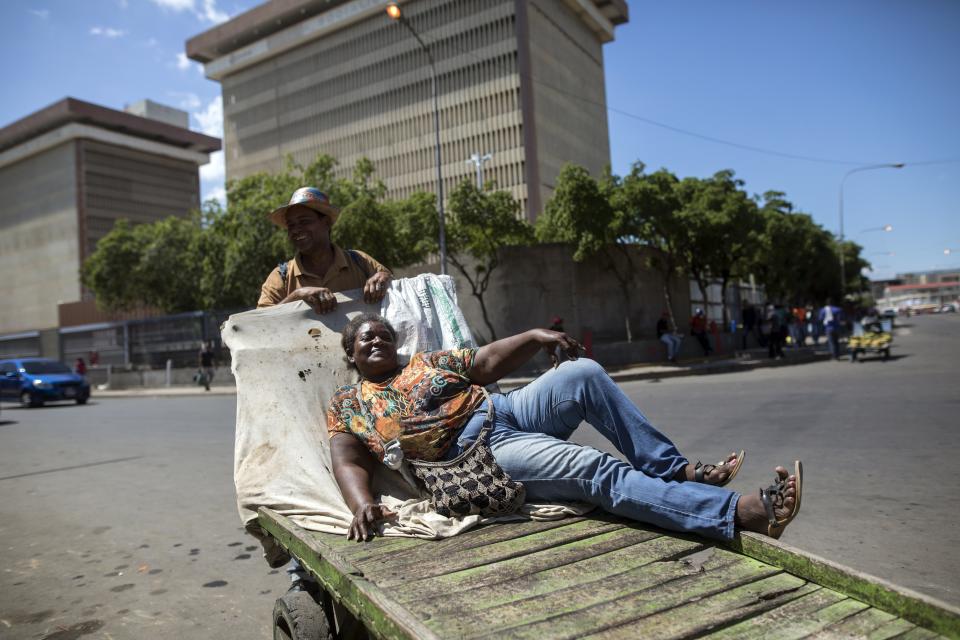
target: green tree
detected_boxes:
[446,180,534,342]
[674,171,763,326]
[81,154,437,313]
[536,164,644,341]
[80,219,147,312]
[616,164,685,333]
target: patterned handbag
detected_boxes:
[355,385,525,518]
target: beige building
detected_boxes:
[0,98,220,357]
[187,0,627,220]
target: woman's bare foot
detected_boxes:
[734,464,801,539]
[675,451,743,486]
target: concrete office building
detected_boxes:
[0,98,220,358]
[187,0,628,220]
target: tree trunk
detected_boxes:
[660,265,678,333]
[449,255,497,343]
[720,276,730,329]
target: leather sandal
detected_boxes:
[694,450,745,487]
[760,460,803,539]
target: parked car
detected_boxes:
[0,358,91,407]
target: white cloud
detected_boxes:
[168,91,202,110]
[144,37,158,48]
[176,52,193,70]
[194,95,225,205]
[203,182,227,206]
[90,26,127,38]
[30,9,50,19]
[150,0,194,10]
[194,95,223,138]
[149,0,230,24]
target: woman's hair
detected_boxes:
[340,312,397,361]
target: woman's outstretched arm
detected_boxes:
[468,329,583,386]
[330,434,396,540]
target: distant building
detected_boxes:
[0,98,220,358]
[186,0,628,220]
[878,268,960,311]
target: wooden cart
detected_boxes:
[259,507,959,640]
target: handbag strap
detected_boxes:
[353,381,493,468]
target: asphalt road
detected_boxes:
[0,313,957,639]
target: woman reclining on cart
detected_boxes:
[327,313,802,543]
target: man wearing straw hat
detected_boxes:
[258,187,392,313]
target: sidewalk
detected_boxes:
[498,344,832,390]
[92,345,832,397]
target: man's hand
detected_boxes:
[293,286,337,314]
[348,502,397,541]
[363,271,392,305]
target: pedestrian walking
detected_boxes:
[766,305,785,359]
[741,301,757,350]
[819,299,844,359]
[198,342,217,391]
[690,308,712,356]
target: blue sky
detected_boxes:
[2,0,957,280]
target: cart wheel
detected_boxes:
[273,590,332,640]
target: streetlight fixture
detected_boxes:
[860,224,894,233]
[466,152,493,190]
[386,1,448,275]
[838,163,904,297]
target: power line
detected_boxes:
[416,22,960,169]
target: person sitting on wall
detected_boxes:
[656,312,682,363]
[258,187,392,314]
[328,313,803,543]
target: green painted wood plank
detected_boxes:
[331,534,430,563]
[431,545,772,638]
[348,517,590,568]
[578,574,817,640]
[460,554,797,640]
[698,588,863,639]
[391,527,661,604]
[411,534,704,619]
[370,518,628,586]
[727,532,960,638]
[256,508,437,640]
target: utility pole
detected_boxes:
[466,152,493,190]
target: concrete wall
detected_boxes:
[398,244,692,345]
[0,141,80,333]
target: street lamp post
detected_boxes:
[838,163,904,298]
[386,2,448,275]
[466,152,493,190]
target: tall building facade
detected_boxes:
[0,98,220,356]
[187,0,627,220]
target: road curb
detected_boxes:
[89,350,833,397]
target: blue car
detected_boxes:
[0,358,91,407]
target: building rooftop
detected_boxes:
[886,281,960,292]
[186,0,629,63]
[0,97,221,155]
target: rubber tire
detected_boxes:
[850,350,858,362]
[273,590,332,640]
[20,391,43,408]
[882,348,890,361]
[76,397,88,405]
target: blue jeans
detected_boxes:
[447,359,739,541]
